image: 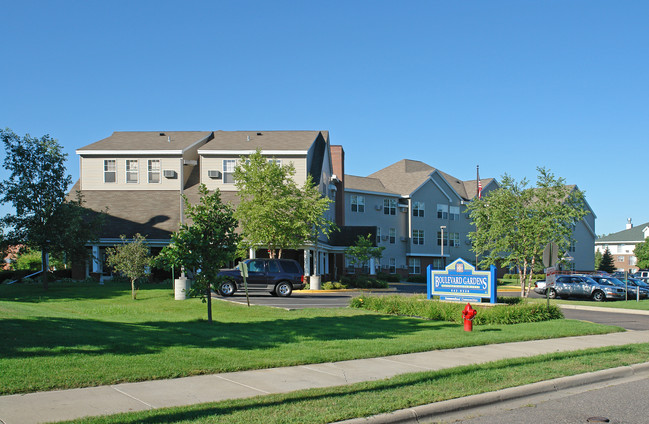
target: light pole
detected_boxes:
[440,225,446,267]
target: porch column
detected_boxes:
[369,257,376,275]
[249,248,256,259]
[304,249,311,276]
[91,245,101,273]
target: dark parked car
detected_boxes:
[546,275,626,301]
[217,258,305,297]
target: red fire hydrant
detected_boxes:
[462,303,477,332]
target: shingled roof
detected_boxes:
[199,131,326,152]
[76,131,213,153]
[597,222,649,243]
[347,159,492,200]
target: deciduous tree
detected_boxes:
[634,241,649,270]
[346,234,384,273]
[106,234,152,300]
[157,184,240,323]
[0,129,102,289]
[467,168,588,296]
[234,149,335,258]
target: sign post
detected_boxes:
[543,242,559,308]
[427,258,497,304]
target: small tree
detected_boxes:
[157,185,240,323]
[346,234,385,273]
[106,234,152,299]
[598,248,616,273]
[594,250,603,270]
[634,240,649,270]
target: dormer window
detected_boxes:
[104,160,116,183]
[126,160,139,183]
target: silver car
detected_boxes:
[547,275,626,302]
[591,276,648,300]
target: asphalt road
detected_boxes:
[433,372,649,424]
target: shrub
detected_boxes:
[350,295,563,325]
[338,275,389,289]
[322,281,347,290]
[406,275,427,284]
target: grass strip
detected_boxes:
[0,282,623,395]
[62,343,649,424]
[526,296,649,310]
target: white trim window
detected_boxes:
[223,159,236,183]
[351,195,365,212]
[437,204,448,219]
[376,227,381,244]
[384,198,396,215]
[148,159,161,184]
[413,201,425,217]
[449,232,460,247]
[389,258,396,274]
[408,258,421,274]
[450,206,460,221]
[389,228,396,244]
[437,231,448,246]
[125,160,139,184]
[413,230,424,245]
[268,159,282,166]
[103,159,116,183]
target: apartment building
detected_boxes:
[595,219,649,273]
[72,130,344,280]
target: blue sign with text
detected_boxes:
[427,258,497,303]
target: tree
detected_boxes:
[635,240,649,270]
[105,234,152,300]
[594,250,603,270]
[345,234,385,273]
[598,248,616,273]
[0,129,102,289]
[467,167,588,296]
[234,149,335,258]
[157,184,240,323]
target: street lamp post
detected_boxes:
[440,225,446,267]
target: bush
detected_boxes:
[322,281,347,290]
[350,295,563,325]
[0,269,31,284]
[339,275,389,289]
[406,275,427,284]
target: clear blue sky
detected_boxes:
[2,0,647,236]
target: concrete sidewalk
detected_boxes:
[2,330,649,424]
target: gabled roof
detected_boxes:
[352,159,488,201]
[76,131,213,154]
[198,130,325,153]
[596,222,649,244]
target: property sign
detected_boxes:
[427,258,497,304]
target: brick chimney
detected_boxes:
[330,145,345,226]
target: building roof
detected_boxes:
[596,221,649,244]
[76,131,213,154]
[347,159,491,201]
[199,131,326,152]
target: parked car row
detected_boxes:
[532,274,648,302]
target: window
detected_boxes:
[408,258,421,274]
[384,198,396,215]
[617,256,625,262]
[432,257,444,269]
[148,160,161,183]
[104,160,116,183]
[449,232,460,247]
[351,195,365,212]
[568,240,576,252]
[630,256,637,266]
[413,201,425,217]
[126,160,138,183]
[437,204,448,219]
[345,256,355,274]
[437,231,448,246]
[389,258,396,274]
[449,206,460,221]
[413,230,424,245]
[389,228,396,244]
[268,159,282,166]
[376,227,381,244]
[223,160,236,183]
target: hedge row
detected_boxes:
[338,275,389,289]
[350,295,563,325]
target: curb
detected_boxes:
[294,288,397,293]
[559,304,649,316]
[334,362,649,424]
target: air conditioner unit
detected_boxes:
[400,236,407,242]
[375,204,382,211]
[163,170,176,178]
[381,235,388,241]
[207,170,222,179]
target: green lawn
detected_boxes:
[526,296,649,310]
[66,343,649,424]
[0,280,623,395]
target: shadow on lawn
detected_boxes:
[1,314,455,359]
[0,281,169,303]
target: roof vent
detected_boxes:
[627,218,633,230]
[246,135,250,141]
[159,132,165,136]
[257,132,262,136]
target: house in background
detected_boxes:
[72,130,346,282]
[595,219,649,273]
